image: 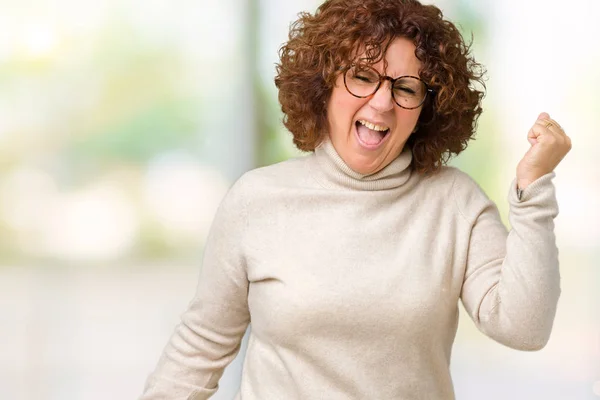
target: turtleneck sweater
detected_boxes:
[140,139,561,400]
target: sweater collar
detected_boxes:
[312,138,413,191]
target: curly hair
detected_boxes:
[275,0,486,173]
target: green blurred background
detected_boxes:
[0,0,598,399]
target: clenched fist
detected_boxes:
[516,112,572,190]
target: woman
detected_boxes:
[140,0,571,399]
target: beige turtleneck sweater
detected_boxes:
[140,139,561,400]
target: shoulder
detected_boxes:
[415,165,467,196]
[235,154,312,191]
[420,166,494,223]
[220,154,312,208]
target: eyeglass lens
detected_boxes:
[344,66,427,108]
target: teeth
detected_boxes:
[358,120,388,132]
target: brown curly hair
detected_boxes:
[275,0,485,173]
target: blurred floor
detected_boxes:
[0,265,245,400]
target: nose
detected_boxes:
[367,81,394,113]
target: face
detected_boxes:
[326,37,423,175]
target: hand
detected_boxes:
[516,112,572,190]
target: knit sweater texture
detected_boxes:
[140,139,561,400]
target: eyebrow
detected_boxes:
[353,59,420,79]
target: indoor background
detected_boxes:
[0,0,598,399]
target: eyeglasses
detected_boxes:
[343,64,434,109]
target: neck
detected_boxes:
[311,138,413,191]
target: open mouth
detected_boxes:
[355,120,390,148]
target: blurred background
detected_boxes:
[0,0,598,399]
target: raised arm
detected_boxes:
[460,111,570,350]
[459,172,561,350]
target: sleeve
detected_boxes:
[458,172,561,350]
[139,178,251,400]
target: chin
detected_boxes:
[347,157,384,175]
